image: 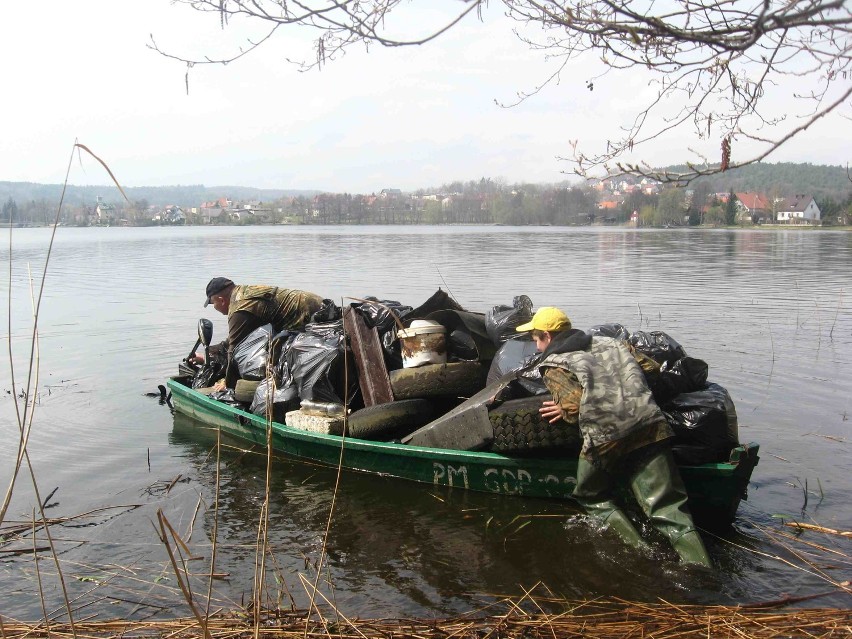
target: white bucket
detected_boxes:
[397,320,447,368]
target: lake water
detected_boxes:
[1,225,850,619]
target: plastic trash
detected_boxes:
[486,337,547,395]
[300,400,346,418]
[486,295,534,346]
[663,382,739,464]
[587,323,631,341]
[284,320,358,404]
[192,350,227,389]
[249,378,299,421]
[356,297,413,332]
[649,356,709,403]
[233,324,273,380]
[628,330,687,365]
[310,299,342,324]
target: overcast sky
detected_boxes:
[2,1,849,193]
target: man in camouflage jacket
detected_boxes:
[516,307,711,566]
[202,277,326,388]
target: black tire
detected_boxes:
[347,399,434,441]
[390,362,485,400]
[234,379,261,403]
[489,395,582,453]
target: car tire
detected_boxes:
[390,361,485,400]
[489,395,582,453]
[347,399,435,441]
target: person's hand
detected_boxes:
[539,400,563,424]
[187,353,205,365]
[211,379,226,392]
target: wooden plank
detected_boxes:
[343,307,394,406]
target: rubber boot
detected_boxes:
[587,501,648,549]
[670,530,712,567]
[574,457,648,550]
[628,446,712,567]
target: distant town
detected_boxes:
[2,166,851,228]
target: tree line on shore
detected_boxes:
[2,164,851,228]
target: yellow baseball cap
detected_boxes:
[515,307,572,332]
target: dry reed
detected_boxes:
[0,597,850,639]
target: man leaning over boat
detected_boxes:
[516,307,712,567]
[190,277,325,391]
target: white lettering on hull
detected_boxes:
[433,462,470,489]
[433,463,576,495]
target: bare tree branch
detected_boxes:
[153,0,852,182]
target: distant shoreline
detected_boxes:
[6,222,851,231]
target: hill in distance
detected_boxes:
[0,182,321,208]
[2,161,850,207]
[658,161,851,202]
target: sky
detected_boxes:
[2,1,849,194]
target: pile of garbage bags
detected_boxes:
[209,291,739,464]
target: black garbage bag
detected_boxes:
[426,309,495,364]
[310,299,342,324]
[355,297,414,369]
[250,378,300,422]
[284,320,359,404]
[381,329,404,370]
[648,356,709,404]
[207,388,239,405]
[486,337,547,395]
[587,323,631,341]
[356,297,413,332]
[408,288,466,318]
[233,324,273,380]
[448,329,479,361]
[270,330,299,381]
[486,295,533,346]
[628,330,687,366]
[663,382,739,465]
[192,349,227,389]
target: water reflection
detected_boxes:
[168,411,850,613]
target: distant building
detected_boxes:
[199,207,225,224]
[734,192,771,223]
[94,196,115,225]
[777,194,820,224]
[153,205,185,225]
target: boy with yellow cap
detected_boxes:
[516,307,711,566]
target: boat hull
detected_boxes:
[166,378,759,526]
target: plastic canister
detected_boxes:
[397,320,447,368]
[300,400,346,418]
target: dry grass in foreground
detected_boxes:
[1,598,851,639]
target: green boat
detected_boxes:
[166,376,759,528]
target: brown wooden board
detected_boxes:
[343,306,394,406]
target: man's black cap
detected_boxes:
[204,277,234,307]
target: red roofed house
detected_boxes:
[734,192,771,224]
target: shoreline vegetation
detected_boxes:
[1,162,851,229]
[4,221,852,231]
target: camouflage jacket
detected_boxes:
[539,336,672,462]
[224,284,325,385]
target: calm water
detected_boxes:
[1,226,851,619]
